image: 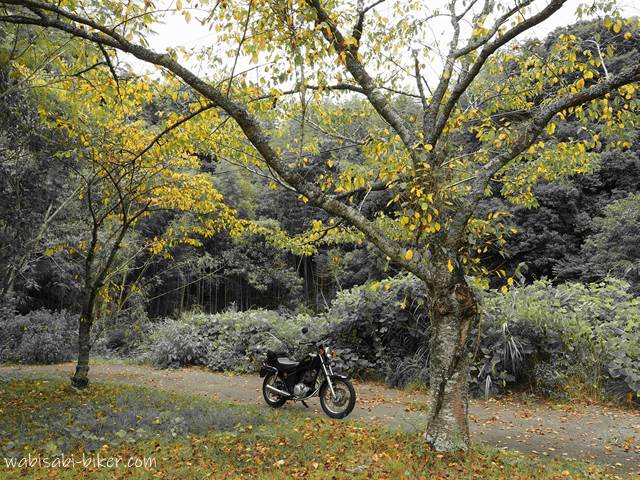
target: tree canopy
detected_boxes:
[1,0,639,451]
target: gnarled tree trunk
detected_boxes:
[424,267,478,451]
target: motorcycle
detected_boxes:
[258,327,356,419]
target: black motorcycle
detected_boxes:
[258,327,356,419]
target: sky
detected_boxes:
[147,0,637,50]
[126,0,639,84]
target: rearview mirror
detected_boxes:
[301,326,309,334]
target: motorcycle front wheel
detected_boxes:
[262,373,287,408]
[319,378,356,419]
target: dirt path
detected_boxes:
[1,363,638,475]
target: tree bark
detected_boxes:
[424,268,478,451]
[71,291,95,389]
[71,316,92,388]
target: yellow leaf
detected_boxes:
[613,20,622,33]
[342,36,359,47]
[447,259,454,272]
[404,249,414,261]
[501,285,509,295]
[327,159,334,168]
[176,0,182,10]
[546,122,556,135]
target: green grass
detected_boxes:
[0,379,628,479]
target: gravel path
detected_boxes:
[1,362,638,475]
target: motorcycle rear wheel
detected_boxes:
[262,373,287,408]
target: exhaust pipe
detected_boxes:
[265,384,291,398]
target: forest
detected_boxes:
[0,0,639,478]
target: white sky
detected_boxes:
[127,0,639,84]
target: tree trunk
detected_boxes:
[71,294,95,389]
[1,266,16,299]
[424,269,478,451]
[71,317,92,388]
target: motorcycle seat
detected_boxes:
[276,357,299,370]
[267,350,288,359]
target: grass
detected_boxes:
[0,378,630,479]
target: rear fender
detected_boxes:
[259,364,278,378]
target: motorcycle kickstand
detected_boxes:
[301,400,309,408]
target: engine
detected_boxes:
[292,370,317,398]
[293,383,310,398]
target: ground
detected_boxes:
[0,362,638,478]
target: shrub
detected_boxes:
[470,315,565,397]
[384,348,430,389]
[202,309,327,372]
[604,331,639,400]
[477,278,640,400]
[142,309,332,372]
[323,273,429,379]
[144,319,209,369]
[140,275,640,403]
[93,307,153,357]
[0,308,77,364]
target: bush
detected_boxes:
[477,278,640,400]
[141,275,640,403]
[144,319,209,369]
[384,348,430,389]
[323,273,429,380]
[142,309,333,372]
[325,275,639,400]
[0,308,77,364]
[93,307,153,357]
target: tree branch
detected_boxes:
[449,61,640,240]
[0,1,433,278]
[429,0,566,148]
[304,0,419,164]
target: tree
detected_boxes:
[3,47,241,387]
[556,193,640,291]
[477,21,640,282]
[0,65,75,300]
[1,0,639,450]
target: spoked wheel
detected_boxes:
[262,373,287,408]
[319,378,356,419]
